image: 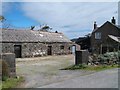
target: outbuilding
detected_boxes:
[1,29,74,58]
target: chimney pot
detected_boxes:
[111,17,116,24]
[94,21,97,29]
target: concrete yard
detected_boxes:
[16,55,118,88]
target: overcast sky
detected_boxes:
[1,1,119,39]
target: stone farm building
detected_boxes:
[1,29,74,58]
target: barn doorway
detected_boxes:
[14,45,22,58]
[47,46,52,55]
[72,45,76,55]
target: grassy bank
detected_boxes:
[1,76,24,89]
[62,64,119,71]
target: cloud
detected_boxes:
[1,2,13,15]
[3,0,120,2]
[21,2,117,38]
[118,1,120,25]
[0,2,2,14]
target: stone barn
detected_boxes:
[1,29,74,58]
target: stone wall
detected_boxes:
[1,42,73,58]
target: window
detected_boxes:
[60,45,64,49]
[95,32,101,39]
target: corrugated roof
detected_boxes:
[1,29,71,43]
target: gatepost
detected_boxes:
[75,50,89,65]
[0,53,16,78]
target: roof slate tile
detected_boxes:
[1,29,71,43]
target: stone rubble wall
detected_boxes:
[2,42,73,58]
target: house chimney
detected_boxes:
[111,17,116,24]
[94,21,97,29]
[55,31,58,33]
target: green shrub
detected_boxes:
[2,76,24,89]
[2,76,8,81]
[97,51,119,65]
[118,51,120,60]
[62,64,87,70]
[118,51,120,56]
[62,64,119,71]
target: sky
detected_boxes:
[1,1,119,39]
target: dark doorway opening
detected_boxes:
[47,46,52,55]
[14,45,22,58]
[102,46,107,54]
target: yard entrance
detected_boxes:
[72,45,76,55]
[16,55,75,88]
[14,45,22,58]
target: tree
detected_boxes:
[42,25,52,30]
[40,25,52,32]
[0,15,6,22]
[0,16,11,28]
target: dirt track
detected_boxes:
[16,55,94,88]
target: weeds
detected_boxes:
[62,64,119,71]
[2,76,24,89]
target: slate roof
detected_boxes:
[1,29,72,43]
[108,35,120,43]
[117,25,120,29]
[92,21,120,33]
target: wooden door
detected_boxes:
[47,46,52,55]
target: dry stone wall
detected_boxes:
[2,42,73,58]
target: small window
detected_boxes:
[60,45,64,49]
[95,32,101,39]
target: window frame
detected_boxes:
[95,32,101,39]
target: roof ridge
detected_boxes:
[1,28,64,34]
[1,28,71,43]
[92,21,120,33]
[106,21,120,29]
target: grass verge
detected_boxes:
[61,64,119,71]
[1,76,24,89]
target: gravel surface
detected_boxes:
[16,55,95,88]
[16,55,118,88]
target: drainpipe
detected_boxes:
[118,43,120,51]
[100,44,102,54]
